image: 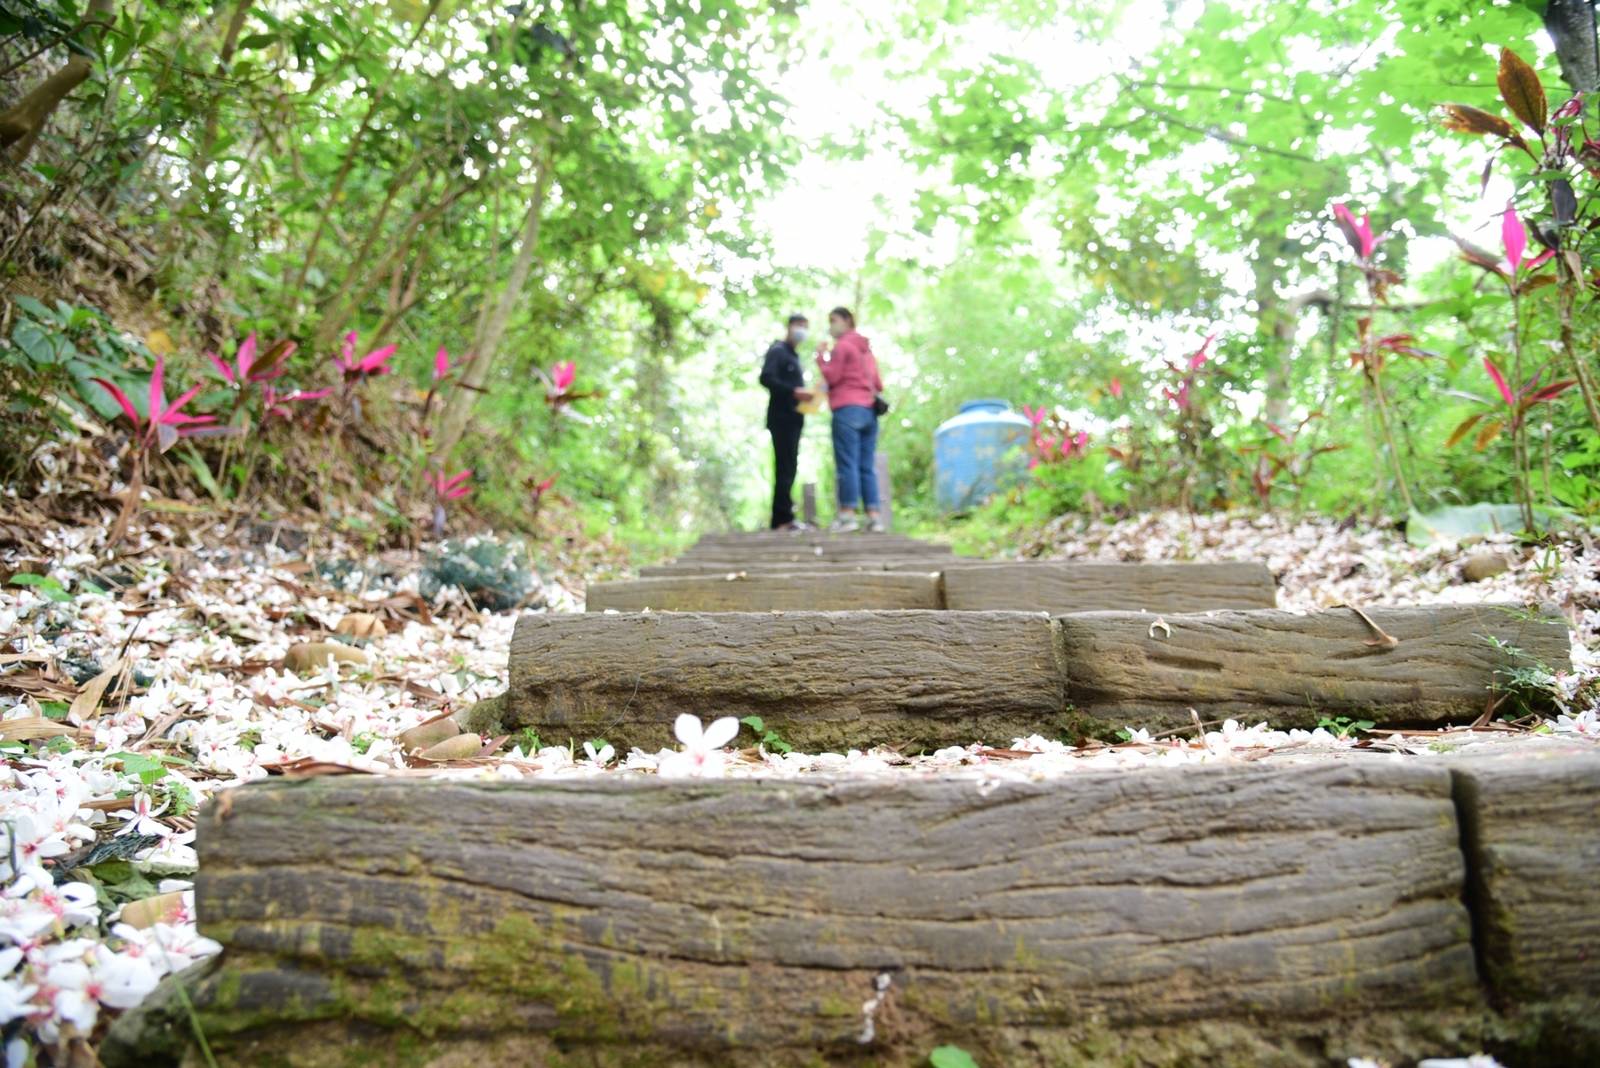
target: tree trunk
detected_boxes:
[1264,289,1333,427]
[1543,0,1600,93]
[309,155,430,351]
[0,0,115,162]
[284,2,442,319]
[433,156,553,461]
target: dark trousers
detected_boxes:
[768,418,803,528]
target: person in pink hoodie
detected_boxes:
[815,306,885,533]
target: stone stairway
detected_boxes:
[118,531,1597,1068]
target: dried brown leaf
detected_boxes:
[68,657,127,725]
[1438,102,1517,139]
[1498,47,1548,134]
[0,716,81,742]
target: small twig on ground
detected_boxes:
[1335,603,1400,648]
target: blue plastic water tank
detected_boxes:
[934,399,1033,512]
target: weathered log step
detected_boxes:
[589,570,946,612]
[640,557,952,576]
[690,532,945,551]
[591,561,1277,614]
[465,605,1571,750]
[677,547,955,566]
[114,751,1600,1066]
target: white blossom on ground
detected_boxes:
[656,714,741,778]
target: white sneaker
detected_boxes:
[867,518,887,534]
[830,515,859,533]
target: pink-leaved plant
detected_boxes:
[92,355,216,455]
[425,468,473,538]
[205,334,296,388]
[333,331,397,380]
[91,356,219,542]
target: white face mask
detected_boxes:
[790,327,808,344]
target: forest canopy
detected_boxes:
[3,0,1599,541]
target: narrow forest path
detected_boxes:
[99,522,1600,1067]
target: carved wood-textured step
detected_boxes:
[677,547,955,566]
[473,610,1064,751]
[173,763,1484,1065]
[475,605,1571,747]
[941,560,1276,612]
[1056,604,1571,729]
[1451,751,1600,1003]
[640,557,940,577]
[586,571,944,612]
[689,533,946,553]
[605,562,1275,613]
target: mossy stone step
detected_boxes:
[588,570,945,612]
[106,752,1600,1066]
[640,556,948,576]
[594,561,1277,613]
[690,531,945,548]
[466,605,1570,749]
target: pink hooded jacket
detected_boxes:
[817,330,883,411]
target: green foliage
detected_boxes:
[157,778,199,818]
[109,751,170,785]
[1316,716,1376,739]
[1484,633,1569,717]
[420,537,537,612]
[929,1046,981,1068]
[7,573,72,603]
[6,0,1600,540]
[0,296,159,481]
[3,0,804,533]
[89,860,159,909]
[861,0,1600,527]
[739,715,793,754]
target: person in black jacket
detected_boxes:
[759,314,815,529]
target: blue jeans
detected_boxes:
[831,404,880,510]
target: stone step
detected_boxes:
[115,750,1600,1067]
[940,560,1275,611]
[691,532,944,551]
[592,561,1276,614]
[589,570,946,612]
[677,547,955,565]
[640,557,950,576]
[462,605,1571,749]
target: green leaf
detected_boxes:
[11,295,52,320]
[739,715,766,732]
[1406,503,1575,546]
[12,320,60,365]
[109,751,168,781]
[180,444,226,501]
[8,574,71,602]
[91,860,158,903]
[930,1047,980,1068]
